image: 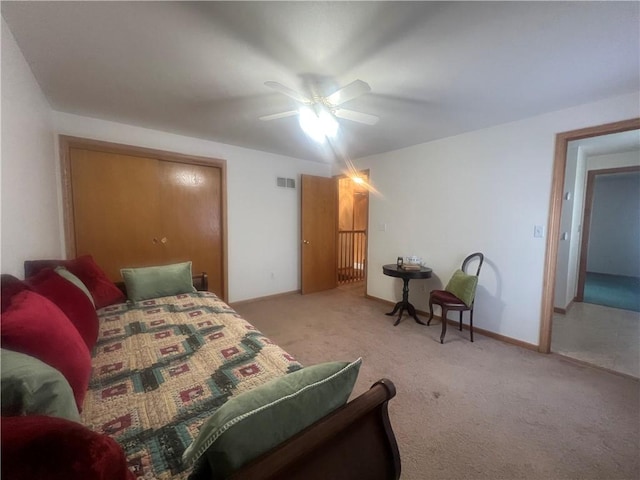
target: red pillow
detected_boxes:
[26,268,99,350]
[67,255,125,308]
[1,415,135,480]
[1,291,92,410]
[24,255,124,309]
[1,274,31,313]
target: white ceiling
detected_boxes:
[2,1,639,163]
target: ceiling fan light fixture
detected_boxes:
[298,106,338,143]
[318,108,339,139]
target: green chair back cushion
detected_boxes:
[445,269,478,307]
[121,261,196,302]
[182,358,362,478]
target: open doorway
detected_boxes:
[576,166,640,311]
[337,171,369,296]
[541,119,640,377]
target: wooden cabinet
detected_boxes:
[62,137,227,299]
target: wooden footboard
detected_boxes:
[230,379,401,480]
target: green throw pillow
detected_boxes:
[182,358,362,478]
[445,269,478,307]
[120,261,196,302]
[54,266,95,307]
[1,348,80,422]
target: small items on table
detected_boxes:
[382,263,433,326]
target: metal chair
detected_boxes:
[427,252,484,343]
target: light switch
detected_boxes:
[534,225,544,238]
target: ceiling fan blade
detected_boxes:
[326,80,371,106]
[264,81,311,104]
[259,110,299,121]
[334,108,379,126]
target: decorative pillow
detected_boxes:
[24,256,125,308]
[445,269,479,307]
[55,266,95,307]
[0,290,92,410]
[67,255,125,308]
[1,415,135,480]
[1,348,80,422]
[121,261,196,302]
[1,274,31,313]
[26,268,99,350]
[183,358,362,478]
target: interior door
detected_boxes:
[159,161,224,296]
[70,148,163,281]
[301,174,337,294]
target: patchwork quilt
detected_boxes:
[80,291,302,479]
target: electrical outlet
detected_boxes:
[534,225,544,238]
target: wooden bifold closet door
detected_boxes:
[64,139,227,299]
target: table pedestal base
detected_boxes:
[385,277,427,326]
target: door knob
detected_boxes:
[303,240,310,245]
[161,237,168,244]
[152,238,159,244]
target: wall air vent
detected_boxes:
[277,177,296,189]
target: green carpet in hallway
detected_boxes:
[584,272,640,312]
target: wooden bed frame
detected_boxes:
[187,274,402,478]
[25,266,401,479]
[232,378,401,480]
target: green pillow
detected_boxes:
[1,348,80,422]
[120,261,196,302]
[182,358,362,478]
[55,266,95,307]
[445,269,478,307]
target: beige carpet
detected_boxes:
[232,284,639,480]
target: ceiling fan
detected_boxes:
[259,79,379,127]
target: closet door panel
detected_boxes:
[70,149,162,281]
[159,161,223,296]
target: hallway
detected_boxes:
[552,302,639,378]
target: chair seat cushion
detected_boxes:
[430,289,467,306]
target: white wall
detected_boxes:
[554,143,580,309]
[587,149,640,171]
[587,172,640,276]
[354,92,639,346]
[53,113,331,302]
[1,19,61,278]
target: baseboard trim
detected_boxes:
[365,294,538,351]
[230,290,300,307]
[554,298,575,315]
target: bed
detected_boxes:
[2,261,401,480]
